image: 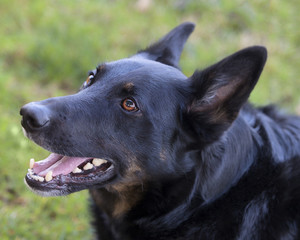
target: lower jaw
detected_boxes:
[24,166,116,196]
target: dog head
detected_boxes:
[20,22,267,197]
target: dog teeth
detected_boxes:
[72,167,82,174]
[27,158,105,181]
[28,168,34,175]
[83,162,93,170]
[38,176,45,182]
[30,158,35,169]
[92,158,107,167]
[45,171,53,182]
[34,176,39,181]
[31,175,44,182]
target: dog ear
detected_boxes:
[134,22,195,69]
[184,46,267,143]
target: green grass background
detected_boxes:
[1,0,299,239]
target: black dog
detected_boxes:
[20,23,300,239]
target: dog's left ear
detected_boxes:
[134,22,195,69]
[184,46,267,143]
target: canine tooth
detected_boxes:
[92,158,107,167]
[83,162,93,170]
[45,171,53,182]
[72,167,82,173]
[30,158,35,169]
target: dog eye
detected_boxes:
[121,98,139,112]
[83,75,94,88]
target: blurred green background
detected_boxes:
[0,0,299,239]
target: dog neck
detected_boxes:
[90,183,145,219]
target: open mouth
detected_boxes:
[25,153,116,196]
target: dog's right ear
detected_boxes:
[183,46,267,144]
[134,22,195,69]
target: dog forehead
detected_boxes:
[105,58,187,82]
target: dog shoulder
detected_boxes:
[269,157,300,237]
[280,157,300,208]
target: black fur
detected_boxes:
[20,23,300,239]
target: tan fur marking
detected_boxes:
[90,161,146,218]
[123,82,135,91]
[110,163,145,217]
[112,185,144,218]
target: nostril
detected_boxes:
[20,102,50,132]
[26,115,49,129]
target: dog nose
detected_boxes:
[20,102,50,132]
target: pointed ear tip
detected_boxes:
[247,45,268,61]
[180,22,196,33]
[253,45,267,56]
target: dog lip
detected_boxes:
[24,162,116,196]
[25,151,117,195]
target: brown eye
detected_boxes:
[121,98,138,112]
[84,75,94,88]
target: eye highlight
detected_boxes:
[121,98,139,112]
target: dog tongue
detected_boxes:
[33,153,91,177]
